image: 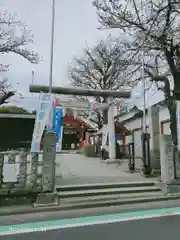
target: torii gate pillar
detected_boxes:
[108,97,116,160]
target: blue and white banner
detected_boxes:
[52,107,63,152]
[31,93,54,153]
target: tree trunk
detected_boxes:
[167,99,177,146]
[163,77,177,146]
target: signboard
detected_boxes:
[31,93,54,152]
[3,164,18,182]
[52,107,63,151]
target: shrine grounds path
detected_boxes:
[55,153,152,185]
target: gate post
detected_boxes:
[0,153,4,189]
[42,130,56,192]
[141,132,151,176]
[128,142,135,173]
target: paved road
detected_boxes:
[0,214,180,239]
[1,199,180,226]
[55,154,149,185]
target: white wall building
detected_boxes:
[117,101,170,159]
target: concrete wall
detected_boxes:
[159,106,170,135]
[124,118,142,158]
[159,107,170,122]
[118,104,170,162]
[0,151,42,191]
[122,115,150,158]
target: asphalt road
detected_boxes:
[0,215,180,240]
[1,199,180,226]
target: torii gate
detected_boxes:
[29,84,131,160]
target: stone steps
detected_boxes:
[35,181,166,209]
[58,186,160,198]
[55,181,155,192]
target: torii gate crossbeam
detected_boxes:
[29,84,131,98]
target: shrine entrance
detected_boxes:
[62,112,95,150]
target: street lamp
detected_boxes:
[141,52,151,176]
[49,0,56,93]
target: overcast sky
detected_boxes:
[0,0,165,111]
[1,0,110,95]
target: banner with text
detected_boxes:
[31,93,54,153]
[52,107,63,152]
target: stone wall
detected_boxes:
[0,150,42,190]
[0,131,56,205]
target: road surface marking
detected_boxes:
[0,207,180,236]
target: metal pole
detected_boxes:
[49,0,56,93]
[141,51,151,176]
[142,51,146,133]
[32,71,35,85]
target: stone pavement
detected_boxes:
[55,154,154,185]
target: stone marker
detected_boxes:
[160,135,180,193]
[42,130,56,192]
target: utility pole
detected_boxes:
[49,0,56,93]
[141,52,151,176]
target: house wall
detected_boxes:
[118,104,170,159]
[119,113,150,158]
[159,106,170,135]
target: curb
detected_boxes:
[1,194,180,217]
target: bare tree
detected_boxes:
[0,11,40,104]
[69,36,131,128]
[93,0,180,146]
[0,11,39,63]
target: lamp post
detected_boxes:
[141,52,151,176]
[49,0,56,93]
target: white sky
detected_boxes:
[0,0,165,112]
[1,0,109,93]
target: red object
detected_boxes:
[63,115,89,129]
[40,115,89,150]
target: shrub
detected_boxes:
[0,106,31,114]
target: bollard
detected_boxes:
[141,132,151,176]
[128,142,135,173]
